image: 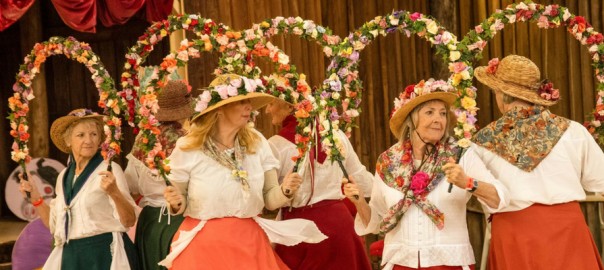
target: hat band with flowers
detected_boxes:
[475,56,560,106]
[191,74,276,122]
[389,79,458,138]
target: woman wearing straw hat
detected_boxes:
[19,108,139,269]
[124,80,194,270]
[343,79,507,270]
[472,55,604,270]
[265,95,373,269]
[158,74,327,269]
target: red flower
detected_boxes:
[409,12,421,21]
[410,171,430,196]
[404,84,415,98]
[395,176,404,187]
[486,58,499,74]
[570,16,587,33]
[587,33,603,45]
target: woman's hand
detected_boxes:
[342,177,364,202]
[281,172,302,197]
[164,186,184,213]
[18,172,42,201]
[442,157,469,189]
[99,171,120,196]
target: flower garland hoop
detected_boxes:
[121,14,234,128]
[325,11,478,161]
[8,36,124,169]
[131,23,316,177]
[459,0,604,148]
[223,17,343,165]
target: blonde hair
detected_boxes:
[180,110,260,154]
[62,118,106,150]
[398,100,451,143]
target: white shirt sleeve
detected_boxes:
[460,144,510,213]
[166,138,198,197]
[573,123,604,192]
[354,173,390,235]
[340,131,373,197]
[123,155,140,196]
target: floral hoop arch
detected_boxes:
[131,21,329,178]
[120,14,234,128]
[459,1,604,148]
[222,17,345,165]
[8,36,124,170]
[325,11,478,161]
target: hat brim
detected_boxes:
[155,105,195,122]
[191,92,277,122]
[50,114,104,153]
[474,66,557,106]
[389,92,457,138]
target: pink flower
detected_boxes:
[486,58,499,74]
[551,89,560,100]
[215,85,229,99]
[410,171,430,196]
[409,12,421,21]
[475,25,484,34]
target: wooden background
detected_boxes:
[1,0,603,268]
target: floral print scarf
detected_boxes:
[202,137,250,191]
[474,106,570,172]
[377,138,458,234]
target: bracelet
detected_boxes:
[469,179,479,193]
[465,177,474,190]
[31,197,44,207]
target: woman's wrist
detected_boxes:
[31,197,44,207]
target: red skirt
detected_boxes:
[489,202,604,270]
[393,265,474,270]
[275,199,371,270]
[170,217,289,270]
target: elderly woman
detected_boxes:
[124,80,194,270]
[265,98,373,270]
[343,79,508,270]
[159,74,326,269]
[473,55,604,269]
[19,108,139,269]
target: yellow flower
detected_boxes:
[449,51,461,61]
[426,20,439,34]
[461,96,476,110]
[457,138,471,148]
[260,21,270,28]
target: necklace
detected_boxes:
[212,137,234,149]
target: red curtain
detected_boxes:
[144,0,173,22]
[0,0,35,31]
[51,0,96,32]
[98,0,145,27]
[1,0,173,33]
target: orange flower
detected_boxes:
[160,58,177,71]
[226,31,242,39]
[295,109,309,118]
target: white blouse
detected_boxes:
[355,144,508,270]
[45,161,137,270]
[124,153,168,208]
[268,130,373,207]
[475,121,604,213]
[159,129,327,268]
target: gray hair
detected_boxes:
[398,100,451,143]
[62,118,105,150]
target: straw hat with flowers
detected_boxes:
[191,74,276,122]
[50,109,104,153]
[474,55,560,106]
[155,80,195,122]
[390,79,457,138]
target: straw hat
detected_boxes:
[474,55,558,106]
[50,109,104,153]
[155,80,195,121]
[191,74,276,122]
[389,79,457,138]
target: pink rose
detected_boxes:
[409,12,421,21]
[475,25,484,34]
[551,89,560,100]
[410,171,430,196]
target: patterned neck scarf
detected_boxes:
[474,105,570,172]
[131,121,185,161]
[202,136,250,191]
[377,138,457,234]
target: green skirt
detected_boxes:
[135,205,184,270]
[61,232,139,270]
